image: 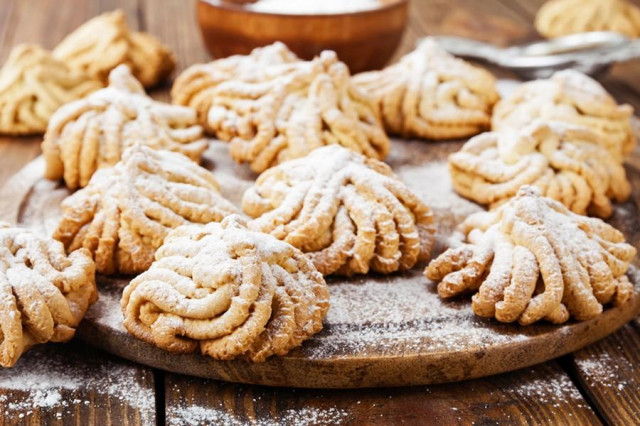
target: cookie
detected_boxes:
[449,120,630,218]
[492,70,635,161]
[43,65,207,190]
[353,38,499,140]
[425,186,636,325]
[0,222,97,367]
[121,215,330,362]
[53,145,238,275]
[0,44,101,135]
[536,0,640,38]
[243,145,435,276]
[172,42,300,125]
[53,9,175,88]
[172,42,389,173]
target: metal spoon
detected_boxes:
[434,32,640,79]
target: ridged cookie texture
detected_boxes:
[53,145,237,275]
[243,145,435,276]
[121,215,330,362]
[353,38,499,140]
[425,186,636,325]
[449,120,630,218]
[0,44,100,135]
[172,42,389,173]
[0,222,97,367]
[492,70,635,161]
[43,65,206,190]
[536,0,640,38]
[53,9,175,88]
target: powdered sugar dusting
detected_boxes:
[167,404,351,426]
[167,404,243,426]
[12,133,640,382]
[86,276,128,331]
[301,270,534,359]
[505,369,585,406]
[575,349,634,391]
[0,344,155,420]
[397,161,481,250]
[85,259,628,367]
[246,0,378,15]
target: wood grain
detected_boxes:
[163,362,601,425]
[4,137,639,389]
[568,321,640,425]
[0,342,156,425]
[0,0,639,423]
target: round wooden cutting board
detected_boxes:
[2,136,639,389]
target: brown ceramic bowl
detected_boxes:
[196,0,408,73]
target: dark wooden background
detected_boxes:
[0,0,639,424]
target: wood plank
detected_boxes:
[568,321,640,425]
[140,0,209,103]
[0,0,142,185]
[141,0,209,73]
[164,362,600,425]
[0,139,41,187]
[0,342,156,425]
[0,0,18,60]
[0,4,160,425]
[497,0,544,19]
[409,0,533,42]
[0,1,637,425]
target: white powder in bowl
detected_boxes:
[246,0,380,15]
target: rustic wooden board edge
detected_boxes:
[0,155,45,226]
[73,287,640,389]
[3,155,640,389]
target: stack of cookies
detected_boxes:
[440,69,636,325]
[0,6,636,368]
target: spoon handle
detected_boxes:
[431,36,503,63]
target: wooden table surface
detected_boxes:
[0,0,639,424]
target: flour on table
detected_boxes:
[505,370,585,406]
[85,276,128,331]
[0,345,154,420]
[300,270,533,359]
[397,161,481,249]
[575,350,633,391]
[244,0,379,15]
[167,404,351,426]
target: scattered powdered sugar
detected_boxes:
[78,138,536,362]
[207,141,256,207]
[575,350,633,391]
[300,270,531,359]
[505,370,585,406]
[167,404,244,426]
[323,275,457,325]
[0,389,63,416]
[397,161,481,250]
[276,407,351,425]
[0,344,155,420]
[86,266,533,361]
[86,276,130,331]
[167,404,351,426]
